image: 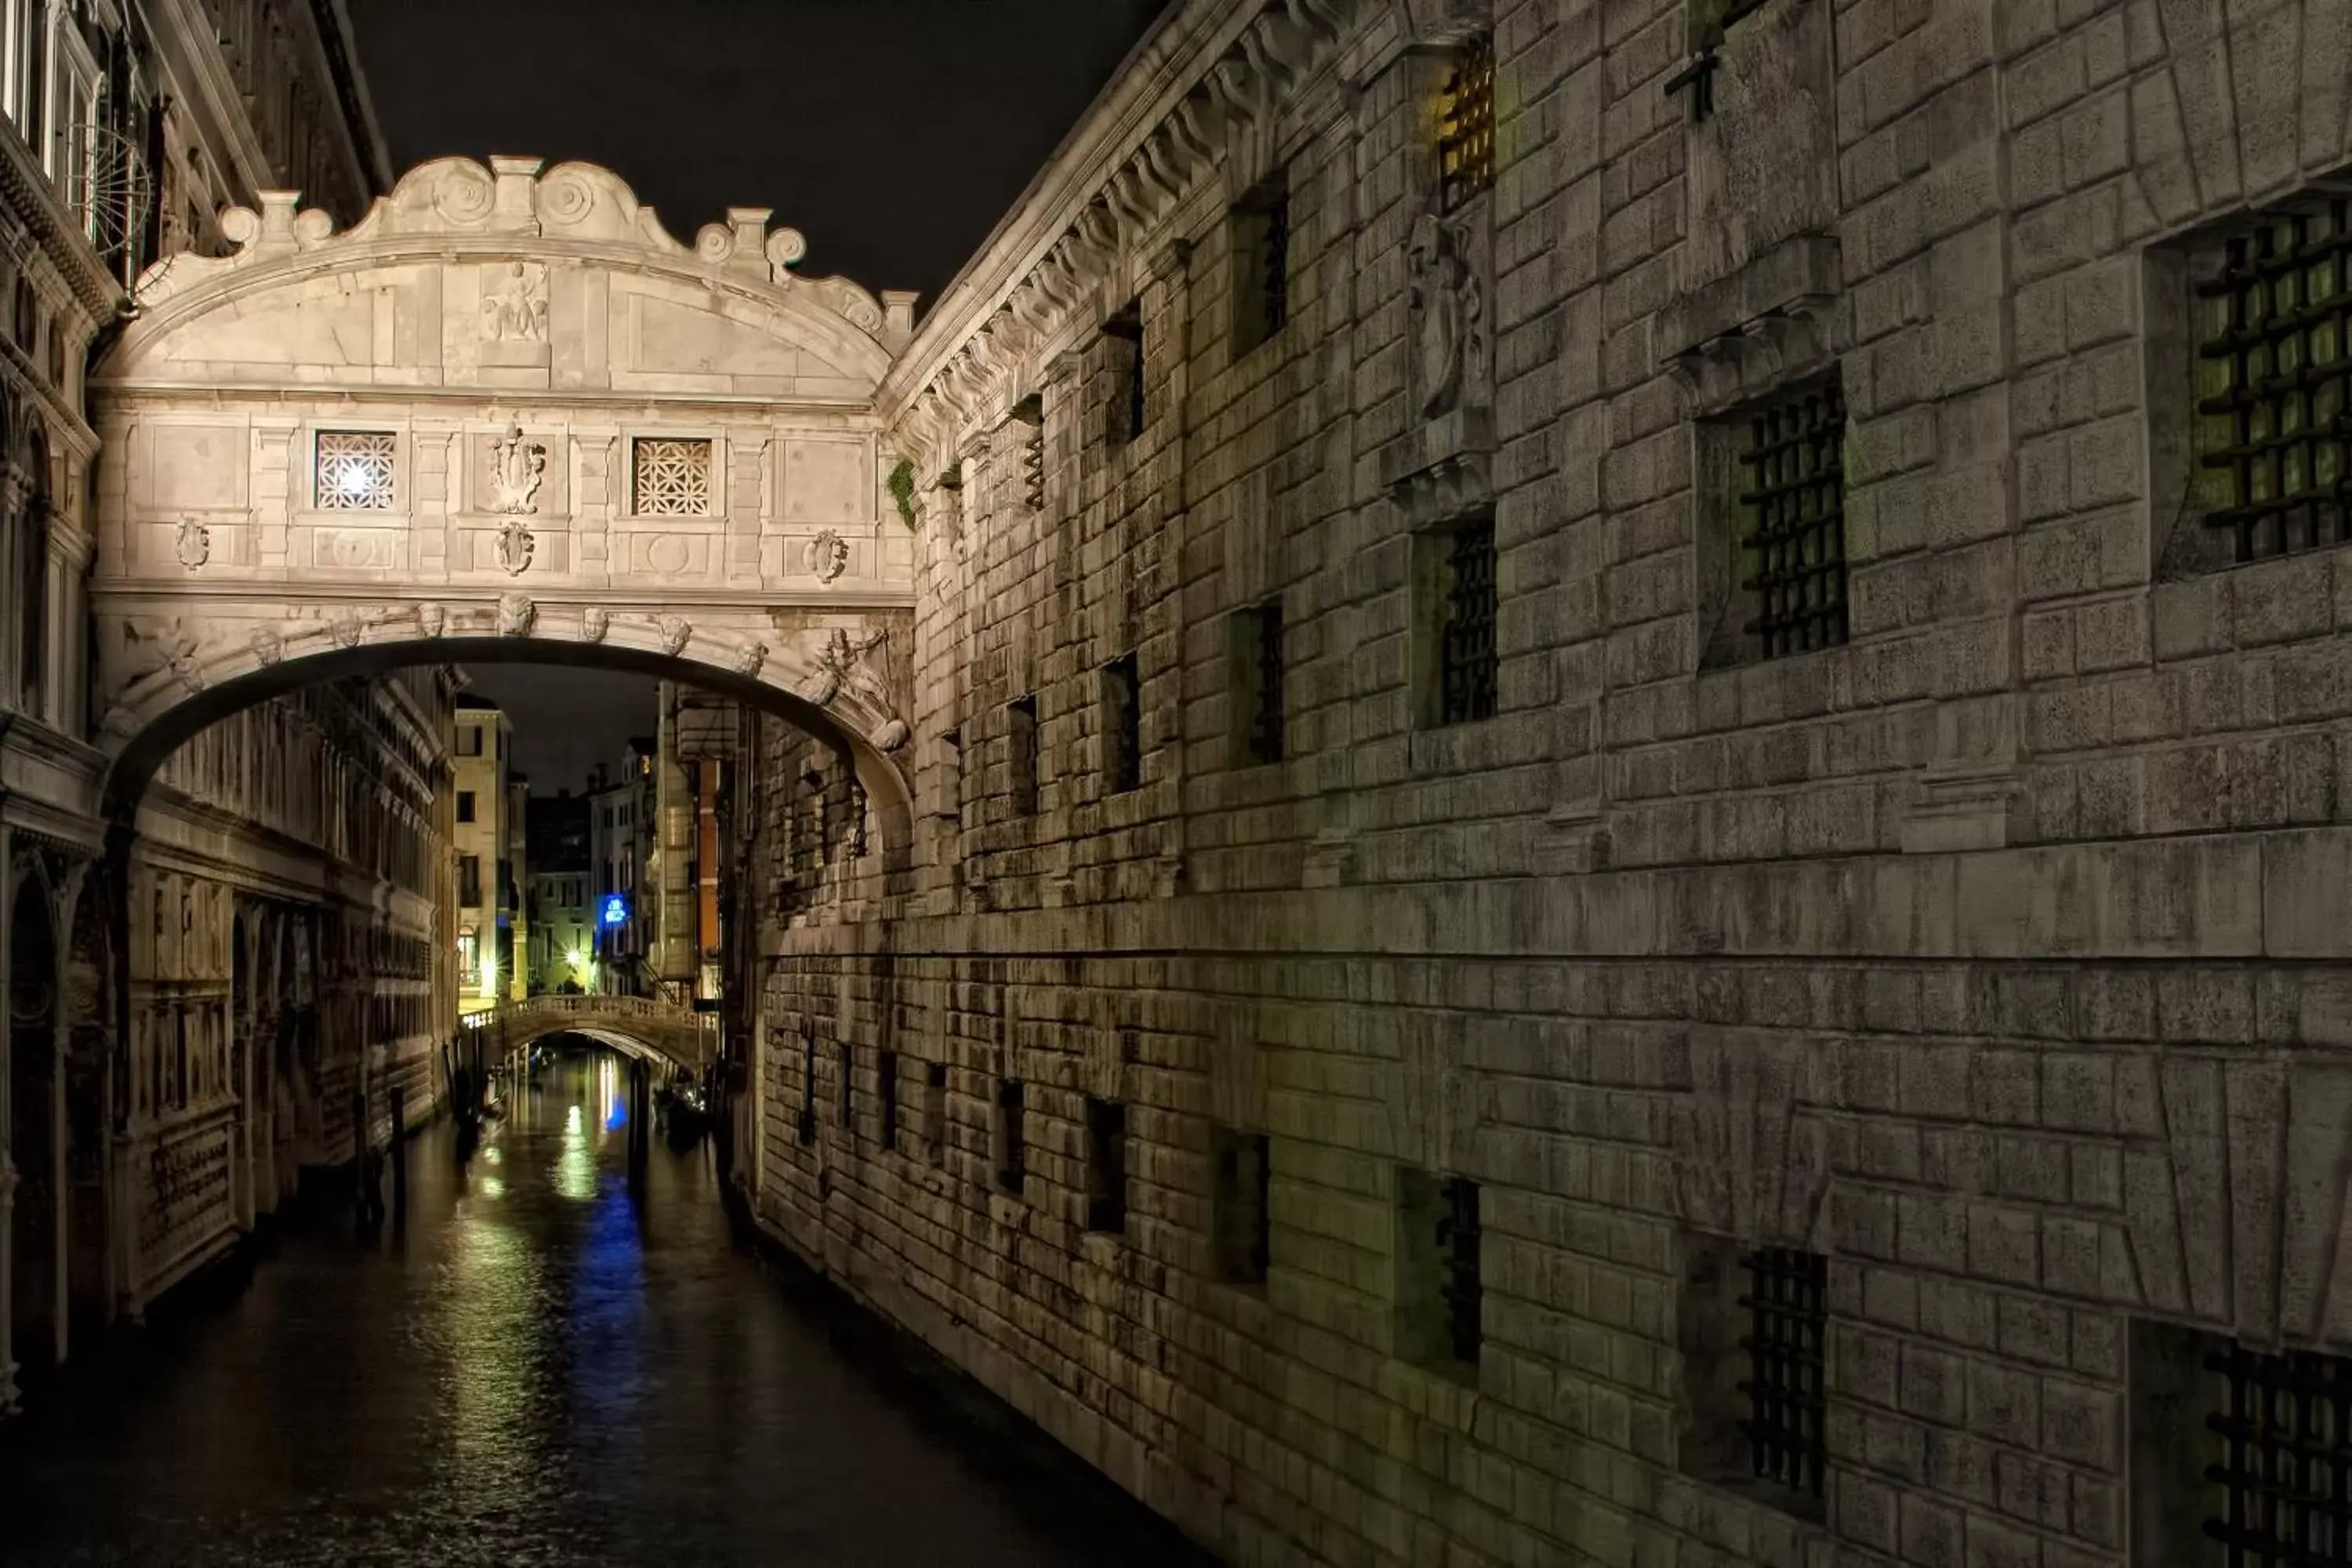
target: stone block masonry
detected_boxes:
[744,1,2352,1564]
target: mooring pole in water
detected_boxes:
[628,1060,650,1189]
[388,1084,408,1216]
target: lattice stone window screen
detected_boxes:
[2201,1341,2352,1565]
[632,436,713,516]
[1440,34,1497,212]
[316,430,396,510]
[1737,381,1849,659]
[1738,1247,1828,1499]
[2198,197,2352,564]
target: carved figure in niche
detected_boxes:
[498,593,535,637]
[174,516,209,569]
[581,607,611,643]
[802,528,850,583]
[487,423,546,515]
[656,615,692,657]
[1406,207,1486,420]
[481,263,548,343]
[494,517,535,576]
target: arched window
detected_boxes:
[20,423,49,715]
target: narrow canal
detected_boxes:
[0,1052,1198,1566]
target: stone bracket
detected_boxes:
[1534,802,1610,876]
[1301,827,1355,889]
[1900,758,2027,855]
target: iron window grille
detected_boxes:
[317,430,395,510]
[1737,381,1850,660]
[879,1050,898,1150]
[1085,1096,1127,1233]
[2201,1341,2352,1565]
[1012,394,1045,511]
[1737,1247,1828,1499]
[797,1027,817,1145]
[1240,601,1286,764]
[632,436,712,516]
[1437,516,1500,725]
[1008,695,1040,815]
[1214,1127,1272,1285]
[2198,198,2352,564]
[927,1061,950,1166]
[850,776,869,858]
[1106,302,1146,447]
[1104,654,1142,793]
[1233,180,1290,354]
[1439,34,1497,212]
[1666,0,1771,123]
[995,1078,1025,1193]
[840,1041,853,1125]
[1438,1176,1483,1364]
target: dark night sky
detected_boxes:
[344,0,1166,789]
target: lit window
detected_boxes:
[317,430,396,510]
[1439,35,1497,212]
[632,437,712,516]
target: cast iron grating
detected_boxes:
[1261,193,1291,336]
[1105,654,1142,793]
[2204,1341,2352,1565]
[1737,1247,1827,1498]
[2198,198,2352,564]
[1439,517,1499,725]
[1440,34,1496,212]
[1438,1176,1483,1363]
[1738,381,1849,659]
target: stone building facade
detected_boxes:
[736,2,2352,1565]
[1,0,411,1409]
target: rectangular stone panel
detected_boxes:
[136,424,250,512]
[779,437,869,525]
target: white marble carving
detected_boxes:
[416,602,445,637]
[582,607,610,643]
[656,615,692,657]
[498,593,535,637]
[481,263,549,343]
[1406,207,1486,419]
[487,424,546,515]
[804,529,850,583]
[173,516,210,570]
[494,518,535,576]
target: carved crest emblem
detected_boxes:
[803,529,850,583]
[174,516,210,570]
[487,424,546,516]
[498,593,536,637]
[494,517,535,576]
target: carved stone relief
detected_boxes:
[173,516,210,570]
[656,615,692,656]
[497,593,535,637]
[486,424,546,515]
[582,607,611,643]
[799,626,908,750]
[416,602,445,637]
[802,528,850,583]
[481,262,550,343]
[493,518,535,576]
[1406,206,1488,420]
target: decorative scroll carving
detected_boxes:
[173,516,209,570]
[486,423,546,514]
[803,529,849,583]
[481,263,549,342]
[493,518,535,576]
[497,593,535,637]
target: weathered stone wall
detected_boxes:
[746,2,2352,1564]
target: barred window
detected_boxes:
[1439,34,1496,212]
[1007,695,1040,815]
[878,1049,899,1151]
[1106,301,1145,448]
[1102,653,1141,794]
[1396,1167,1480,1369]
[2198,197,2352,564]
[1232,176,1290,356]
[632,436,712,516]
[1084,1096,1127,1234]
[1734,380,1849,660]
[1012,393,1045,511]
[1212,1127,1270,1286]
[925,1060,949,1167]
[1668,0,1769,123]
[1739,1247,1828,1500]
[797,1026,817,1145]
[1434,515,1498,726]
[1234,601,1285,765]
[994,1077,1025,1194]
[317,430,395,510]
[1439,1177,1483,1363]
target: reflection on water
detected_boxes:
[0,1054,1181,1567]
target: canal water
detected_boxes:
[0,1054,1199,1566]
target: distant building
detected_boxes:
[526,789,592,993]
[587,738,655,994]
[452,695,521,1014]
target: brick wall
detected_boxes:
[746,2,2352,1564]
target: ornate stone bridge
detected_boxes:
[469,993,719,1076]
[87,155,920,840]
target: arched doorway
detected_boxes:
[9,873,59,1372]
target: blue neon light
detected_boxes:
[601,895,629,927]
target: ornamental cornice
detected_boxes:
[878,0,1352,472]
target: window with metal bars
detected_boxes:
[1106,301,1145,448]
[1432,516,1498,726]
[1738,1247,1828,1500]
[839,1040,853,1126]
[993,1077,1025,1194]
[1232,176,1290,356]
[1439,34,1496,212]
[1665,0,1770,123]
[878,1049,898,1152]
[1102,653,1142,793]
[1084,1096,1127,1234]
[1007,695,1040,815]
[1011,394,1045,511]
[799,770,826,870]
[1730,380,1849,662]
[1234,601,1285,765]
[850,775,869,858]
[796,1025,817,1145]
[2195,197,2352,565]
[1438,1177,1483,1364]
[926,1060,949,1167]
[1395,1167,1481,1369]
[1212,1127,1270,1286]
